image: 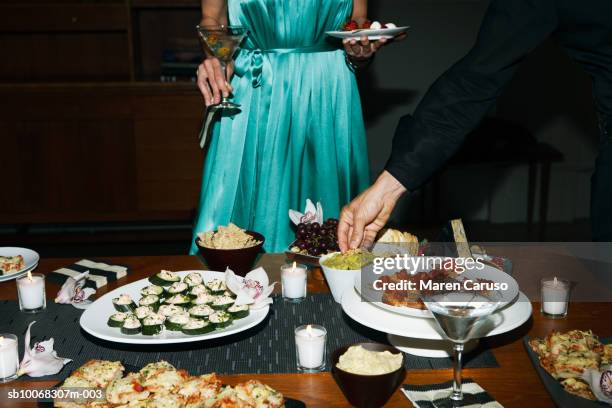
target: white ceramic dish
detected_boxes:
[80,270,270,345]
[326,26,409,40]
[356,257,520,318]
[0,247,40,282]
[319,252,360,303]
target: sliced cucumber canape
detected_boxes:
[184,272,203,288]
[108,312,129,327]
[141,313,165,335]
[166,281,189,296]
[209,311,233,328]
[181,318,214,335]
[227,304,250,319]
[165,312,190,331]
[149,270,180,287]
[121,315,142,335]
[140,284,164,297]
[139,294,160,311]
[191,293,216,306]
[134,305,154,320]
[189,284,209,297]
[113,294,137,312]
[205,279,227,295]
[163,293,192,307]
[158,304,185,318]
[211,295,235,311]
[188,304,214,320]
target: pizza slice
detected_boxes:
[0,255,25,274]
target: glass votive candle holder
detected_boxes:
[0,334,19,383]
[281,262,307,303]
[295,324,327,372]
[540,277,570,319]
[17,272,46,313]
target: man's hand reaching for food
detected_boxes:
[338,171,407,252]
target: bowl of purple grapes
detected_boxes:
[285,218,340,267]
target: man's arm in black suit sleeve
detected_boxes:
[384,0,558,191]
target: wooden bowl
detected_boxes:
[332,343,405,408]
[195,231,265,276]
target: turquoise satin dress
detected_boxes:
[190,0,370,254]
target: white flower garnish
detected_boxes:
[17,322,72,378]
[225,267,276,309]
[289,199,323,226]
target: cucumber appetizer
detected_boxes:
[166,281,189,296]
[191,293,216,306]
[158,304,185,318]
[209,311,233,328]
[121,315,142,335]
[149,270,180,287]
[165,312,190,331]
[141,313,165,335]
[113,294,137,312]
[141,284,164,297]
[223,290,237,298]
[188,304,214,320]
[134,305,154,320]
[163,294,191,307]
[181,318,214,335]
[227,304,250,319]
[211,295,235,311]
[107,312,129,328]
[189,284,209,297]
[139,294,161,311]
[205,279,227,295]
[184,272,203,288]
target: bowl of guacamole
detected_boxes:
[320,250,375,303]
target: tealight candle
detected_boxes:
[294,324,326,372]
[0,334,19,382]
[281,262,307,303]
[541,277,570,318]
[17,272,46,313]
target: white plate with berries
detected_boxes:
[326,20,409,40]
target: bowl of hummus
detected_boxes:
[332,343,405,408]
[195,224,265,276]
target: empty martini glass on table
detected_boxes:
[421,285,503,407]
[197,25,248,149]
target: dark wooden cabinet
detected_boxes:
[0,0,206,226]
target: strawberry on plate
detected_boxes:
[343,20,359,31]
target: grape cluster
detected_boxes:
[292,218,340,256]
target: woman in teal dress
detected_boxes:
[191,0,388,253]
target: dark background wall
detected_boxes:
[361,0,598,229]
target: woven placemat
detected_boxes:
[0,294,497,381]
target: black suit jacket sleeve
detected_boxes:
[384,0,558,191]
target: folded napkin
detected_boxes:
[402,380,503,408]
[48,259,129,289]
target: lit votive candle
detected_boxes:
[0,334,19,383]
[541,277,570,318]
[281,262,307,303]
[17,272,46,313]
[295,324,326,372]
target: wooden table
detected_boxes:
[1,254,610,407]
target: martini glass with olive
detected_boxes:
[197,25,248,110]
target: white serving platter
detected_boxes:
[0,247,40,282]
[80,270,270,345]
[326,26,409,40]
[356,257,520,318]
[342,286,532,344]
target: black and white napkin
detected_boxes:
[48,259,129,289]
[402,380,504,408]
